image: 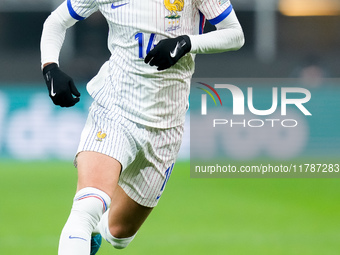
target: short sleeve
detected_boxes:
[66,0,98,20]
[197,0,233,25]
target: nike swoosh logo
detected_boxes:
[170,41,186,58]
[50,79,56,97]
[111,3,128,9]
[69,235,87,241]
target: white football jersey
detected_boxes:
[67,0,233,128]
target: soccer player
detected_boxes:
[40,0,244,254]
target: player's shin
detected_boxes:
[58,187,111,255]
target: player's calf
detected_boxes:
[96,210,136,249]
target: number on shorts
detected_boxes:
[156,163,174,200]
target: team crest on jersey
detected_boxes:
[96,131,107,142]
[164,0,184,32]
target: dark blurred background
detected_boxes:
[0,0,339,84]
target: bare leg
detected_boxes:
[108,184,152,238]
[76,151,153,238]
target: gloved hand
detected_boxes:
[43,63,80,107]
[144,35,191,71]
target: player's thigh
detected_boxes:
[76,151,152,238]
[108,185,153,238]
[76,151,122,198]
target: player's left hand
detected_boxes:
[144,35,191,71]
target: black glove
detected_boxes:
[144,35,191,71]
[43,63,80,107]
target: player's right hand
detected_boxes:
[42,63,80,107]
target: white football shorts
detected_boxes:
[76,102,184,207]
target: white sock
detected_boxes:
[58,187,111,255]
[97,210,136,249]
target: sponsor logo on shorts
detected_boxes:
[96,131,107,142]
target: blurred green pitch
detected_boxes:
[1,160,340,255]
